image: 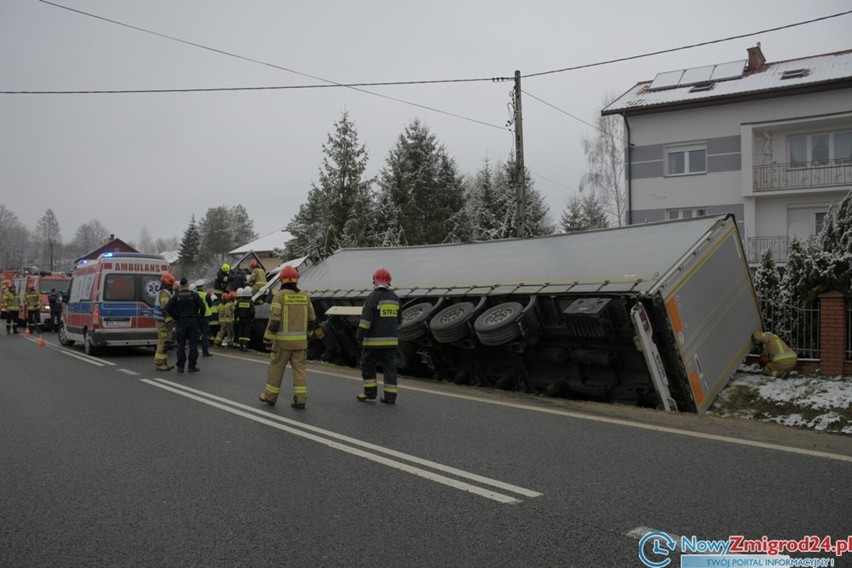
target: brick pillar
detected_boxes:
[818,291,846,376]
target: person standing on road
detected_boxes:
[355,268,401,404]
[193,280,214,358]
[214,292,235,347]
[24,285,41,333]
[165,277,205,373]
[234,287,255,352]
[2,282,21,335]
[259,266,316,409]
[753,331,797,379]
[153,273,176,372]
[48,288,61,332]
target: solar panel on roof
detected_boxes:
[649,70,684,90]
[679,65,714,86]
[710,59,747,81]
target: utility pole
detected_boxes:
[513,70,525,238]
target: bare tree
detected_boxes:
[137,226,154,253]
[73,220,110,258]
[0,205,32,270]
[581,94,626,226]
[35,209,62,271]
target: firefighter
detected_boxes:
[214,292,235,348]
[356,268,402,404]
[248,259,267,296]
[24,285,41,333]
[234,286,255,352]
[165,277,205,373]
[153,273,176,371]
[259,266,316,409]
[193,280,214,358]
[753,331,797,379]
[2,282,21,335]
[214,263,231,295]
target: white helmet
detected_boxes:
[240,286,251,297]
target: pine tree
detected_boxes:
[229,205,258,248]
[285,111,372,257]
[377,118,466,245]
[494,156,554,238]
[560,189,610,232]
[178,216,201,276]
[754,248,781,331]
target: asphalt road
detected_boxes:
[1,332,850,568]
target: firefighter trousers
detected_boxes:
[155,321,171,367]
[265,344,307,405]
[360,347,398,402]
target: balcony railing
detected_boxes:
[748,235,789,263]
[753,159,852,191]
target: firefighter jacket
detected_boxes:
[234,298,255,323]
[153,288,174,323]
[753,331,797,366]
[356,286,401,349]
[249,267,267,291]
[165,289,205,321]
[264,287,316,349]
[25,289,40,310]
[217,301,234,324]
[1,290,21,311]
[214,269,230,294]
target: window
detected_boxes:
[815,212,827,235]
[788,130,852,166]
[665,144,706,176]
[668,208,707,220]
[104,274,136,302]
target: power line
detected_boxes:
[35,0,508,131]
[523,9,852,78]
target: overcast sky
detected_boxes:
[1,0,850,246]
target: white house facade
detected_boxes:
[603,45,852,265]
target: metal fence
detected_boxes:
[758,300,820,360]
[848,306,852,361]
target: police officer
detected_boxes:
[259,266,316,409]
[165,277,205,373]
[355,268,401,404]
[48,288,61,331]
[153,273,176,371]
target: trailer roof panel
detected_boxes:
[300,216,727,299]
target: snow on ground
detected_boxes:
[708,370,852,434]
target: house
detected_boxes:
[74,234,139,265]
[229,228,291,271]
[603,44,852,265]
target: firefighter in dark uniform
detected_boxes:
[356,268,402,404]
[234,286,255,351]
[165,277,205,373]
[259,266,316,409]
[214,263,231,295]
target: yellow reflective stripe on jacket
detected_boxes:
[773,352,797,362]
[359,319,371,330]
[272,330,308,341]
[363,337,398,347]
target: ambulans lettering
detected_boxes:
[115,262,167,272]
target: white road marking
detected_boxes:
[626,526,681,541]
[118,368,140,376]
[142,378,540,504]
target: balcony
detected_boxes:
[753,160,852,192]
[747,235,789,263]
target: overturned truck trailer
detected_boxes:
[299,215,761,413]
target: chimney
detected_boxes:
[747,42,766,73]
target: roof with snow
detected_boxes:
[230,228,291,255]
[603,48,852,116]
[159,250,181,264]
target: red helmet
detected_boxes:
[250,259,258,268]
[279,265,299,283]
[373,268,391,286]
[161,273,175,287]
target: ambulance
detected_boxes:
[59,253,170,355]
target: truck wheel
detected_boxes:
[58,322,75,346]
[398,302,434,341]
[474,302,523,346]
[429,302,475,343]
[84,330,99,356]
